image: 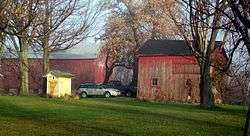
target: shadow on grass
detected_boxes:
[102,98,247,115]
[12,96,246,117]
[67,97,247,118]
[0,98,130,135]
[0,96,245,135]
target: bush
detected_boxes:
[63,93,80,100]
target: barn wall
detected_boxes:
[137,55,200,102]
[0,58,102,94]
[94,57,105,84]
[0,59,20,90]
[50,59,97,89]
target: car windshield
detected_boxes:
[102,84,112,88]
[78,83,95,88]
[96,85,104,89]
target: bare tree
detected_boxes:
[171,0,250,131]
[0,0,41,95]
[228,1,250,134]
[100,0,178,85]
[227,0,250,56]
[37,0,103,95]
[167,0,229,107]
[0,0,103,95]
[224,0,250,134]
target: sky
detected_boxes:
[49,0,106,59]
[50,37,101,59]
[3,0,249,64]
[2,0,106,59]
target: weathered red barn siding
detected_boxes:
[94,57,105,84]
[137,55,200,102]
[50,59,97,89]
[0,58,103,93]
[0,59,20,90]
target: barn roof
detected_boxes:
[139,40,223,56]
[139,40,192,55]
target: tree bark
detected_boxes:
[42,0,50,96]
[243,34,250,57]
[103,68,113,84]
[103,53,113,84]
[131,57,138,86]
[200,57,214,107]
[42,42,49,95]
[19,37,29,96]
[244,104,250,136]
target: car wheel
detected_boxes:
[81,92,87,98]
[126,91,132,97]
[104,92,111,98]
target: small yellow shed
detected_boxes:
[45,70,73,97]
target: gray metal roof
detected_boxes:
[139,40,223,56]
[139,40,193,55]
[2,51,97,59]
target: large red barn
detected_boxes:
[0,58,105,95]
[137,40,227,103]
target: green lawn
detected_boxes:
[0,96,247,136]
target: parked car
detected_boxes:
[103,80,137,97]
[76,83,121,98]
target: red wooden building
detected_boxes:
[137,40,227,103]
[0,58,105,94]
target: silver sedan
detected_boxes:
[76,84,121,98]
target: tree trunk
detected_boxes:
[243,34,250,57]
[244,104,250,136]
[42,44,49,96]
[103,68,113,84]
[131,57,138,86]
[19,37,29,96]
[42,0,50,96]
[200,58,214,107]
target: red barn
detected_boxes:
[137,40,227,103]
[0,58,105,95]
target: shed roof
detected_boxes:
[139,40,223,56]
[47,70,73,78]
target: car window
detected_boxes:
[96,85,103,89]
[88,85,95,88]
[79,85,87,88]
[79,84,95,88]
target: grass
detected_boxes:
[0,96,247,136]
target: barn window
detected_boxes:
[152,78,158,86]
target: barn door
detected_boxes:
[151,77,161,100]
